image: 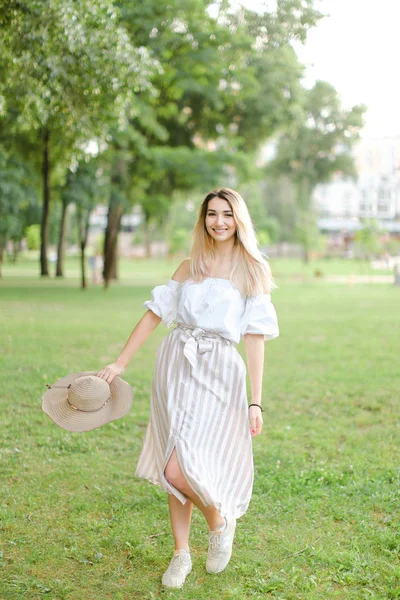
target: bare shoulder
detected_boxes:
[171,258,191,283]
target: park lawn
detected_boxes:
[0,253,393,283]
[0,276,399,600]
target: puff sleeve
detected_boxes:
[240,294,279,341]
[143,279,179,327]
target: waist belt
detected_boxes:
[176,324,232,370]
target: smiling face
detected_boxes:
[205,197,237,243]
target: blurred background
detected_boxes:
[1,0,399,287]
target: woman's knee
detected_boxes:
[165,454,185,489]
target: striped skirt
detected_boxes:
[135,324,254,519]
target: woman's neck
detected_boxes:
[206,241,236,277]
[212,237,236,258]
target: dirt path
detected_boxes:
[324,275,394,284]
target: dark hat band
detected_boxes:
[46,383,110,413]
[67,396,111,413]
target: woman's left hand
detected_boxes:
[249,405,263,437]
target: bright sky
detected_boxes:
[236,0,400,139]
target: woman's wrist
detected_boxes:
[115,357,127,369]
[249,403,264,412]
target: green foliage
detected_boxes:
[258,177,298,243]
[266,81,366,250]
[294,211,320,251]
[213,1,323,150]
[0,146,39,246]
[168,228,191,256]
[92,234,104,255]
[257,229,271,247]
[266,218,282,244]
[62,161,104,213]
[62,159,105,247]
[0,0,155,141]
[382,237,400,257]
[25,225,41,251]
[231,43,305,151]
[293,212,328,261]
[354,219,383,259]
[112,0,324,235]
[0,0,158,274]
[0,0,341,269]
[268,80,366,202]
[239,181,281,246]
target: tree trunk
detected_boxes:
[56,197,68,277]
[296,177,312,212]
[11,240,20,263]
[103,193,123,288]
[110,251,117,280]
[80,243,87,289]
[143,215,152,259]
[78,209,92,290]
[103,156,128,286]
[40,128,50,276]
[0,236,4,278]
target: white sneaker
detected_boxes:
[162,549,192,588]
[206,517,237,574]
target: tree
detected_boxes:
[239,179,281,246]
[55,185,71,277]
[294,210,322,262]
[101,0,323,284]
[354,219,382,260]
[0,0,156,276]
[103,0,244,283]
[0,146,39,276]
[62,159,105,288]
[268,80,366,260]
[261,176,298,244]
[216,1,323,151]
[133,145,233,258]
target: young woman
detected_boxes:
[97,188,279,588]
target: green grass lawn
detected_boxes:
[0,253,393,284]
[0,272,399,599]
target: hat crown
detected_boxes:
[68,376,110,411]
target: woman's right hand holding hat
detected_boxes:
[97,361,125,385]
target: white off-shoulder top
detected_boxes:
[144,277,279,345]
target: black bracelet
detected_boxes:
[249,403,264,412]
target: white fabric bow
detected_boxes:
[180,327,213,369]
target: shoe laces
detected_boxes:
[209,531,222,552]
[169,553,187,575]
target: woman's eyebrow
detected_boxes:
[207,210,233,213]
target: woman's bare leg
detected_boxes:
[165,450,225,532]
[168,495,193,552]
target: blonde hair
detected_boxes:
[190,188,276,297]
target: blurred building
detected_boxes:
[314,136,400,247]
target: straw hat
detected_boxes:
[42,372,133,432]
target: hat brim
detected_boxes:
[42,371,133,432]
